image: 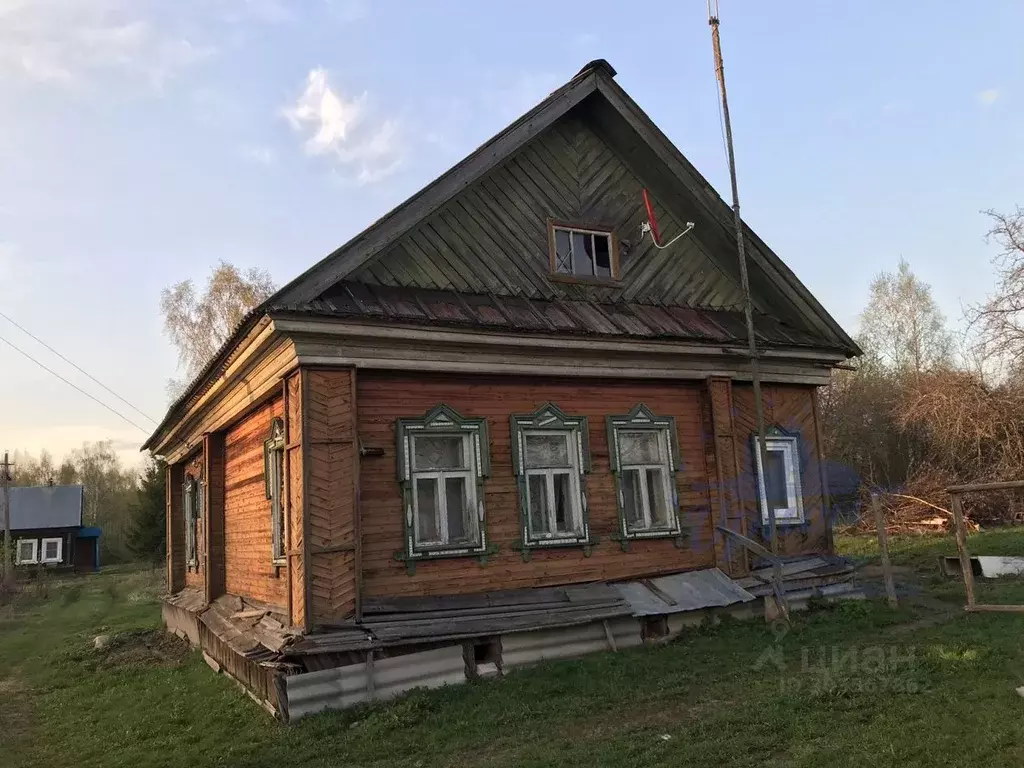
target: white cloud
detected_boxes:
[0,0,211,88]
[977,88,1000,106]
[283,68,402,184]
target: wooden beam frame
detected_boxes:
[947,480,1024,612]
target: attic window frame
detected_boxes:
[547,220,620,283]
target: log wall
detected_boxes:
[356,371,721,598]
[732,383,828,557]
[303,368,359,625]
[223,397,288,607]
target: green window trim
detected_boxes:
[606,404,686,551]
[264,418,286,564]
[183,476,203,568]
[510,403,597,561]
[751,426,806,528]
[394,405,495,573]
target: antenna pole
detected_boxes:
[708,3,788,620]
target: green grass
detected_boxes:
[4,536,1024,768]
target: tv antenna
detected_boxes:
[708,0,789,621]
[640,188,694,250]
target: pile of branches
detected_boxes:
[833,369,1024,533]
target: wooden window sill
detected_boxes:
[548,273,622,288]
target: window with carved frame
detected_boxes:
[395,405,492,571]
[264,418,286,563]
[510,403,595,558]
[607,404,685,548]
[183,474,202,568]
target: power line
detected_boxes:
[0,335,151,436]
[0,310,157,425]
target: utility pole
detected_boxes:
[2,451,12,583]
[708,1,789,620]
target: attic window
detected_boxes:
[549,223,616,280]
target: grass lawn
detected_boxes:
[4,532,1024,768]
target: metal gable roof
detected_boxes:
[278,282,830,348]
[6,485,84,531]
[144,58,858,452]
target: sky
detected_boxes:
[1,0,1021,470]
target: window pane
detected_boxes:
[18,542,33,561]
[445,476,470,542]
[621,470,645,530]
[572,232,594,275]
[554,229,573,274]
[528,474,549,535]
[552,472,575,533]
[45,541,58,560]
[619,431,662,466]
[646,468,671,527]
[415,477,439,543]
[594,235,611,277]
[414,436,465,470]
[525,433,570,468]
[764,449,789,513]
[273,451,285,556]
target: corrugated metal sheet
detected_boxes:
[500,618,642,670]
[614,568,756,617]
[7,485,83,530]
[286,645,466,721]
[277,282,828,349]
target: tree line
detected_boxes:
[822,208,1024,528]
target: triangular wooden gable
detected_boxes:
[349,115,754,311]
[268,59,857,352]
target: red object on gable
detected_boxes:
[642,188,662,246]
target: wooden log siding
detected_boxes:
[357,371,720,598]
[204,433,227,603]
[285,372,307,629]
[167,462,185,593]
[303,368,359,625]
[704,377,747,576]
[731,384,828,558]
[223,397,288,608]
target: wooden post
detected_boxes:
[2,451,11,584]
[871,493,897,608]
[950,493,976,609]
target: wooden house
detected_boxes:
[7,485,101,574]
[145,60,859,719]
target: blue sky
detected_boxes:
[1,0,1021,467]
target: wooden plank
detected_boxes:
[872,493,898,609]
[300,370,314,632]
[946,480,1024,494]
[950,493,976,609]
[602,620,617,652]
[965,604,1024,613]
[352,368,363,623]
[716,525,776,563]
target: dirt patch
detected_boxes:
[0,674,35,752]
[96,629,192,669]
